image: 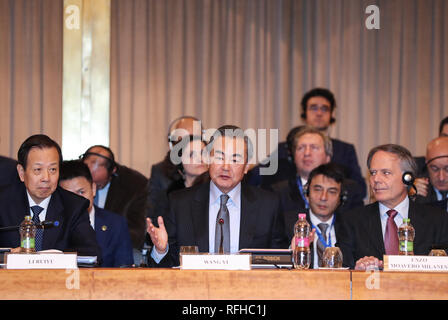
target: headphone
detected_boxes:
[402,171,417,196]
[167,116,201,150]
[402,171,415,186]
[305,182,348,207]
[80,147,117,174]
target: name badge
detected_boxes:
[180,253,251,270]
[384,255,448,272]
[5,252,78,269]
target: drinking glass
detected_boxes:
[180,246,199,254]
[322,247,343,268]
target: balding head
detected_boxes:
[168,116,203,149]
[426,136,448,192]
[174,117,196,134]
[426,137,448,163]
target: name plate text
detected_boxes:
[5,253,78,269]
[180,253,251,270]
[384,255,448,272]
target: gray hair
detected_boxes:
[367,144,417,175]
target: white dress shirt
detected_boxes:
[151,181,243,263]
[309,210,336,269]
[95,181,110,209]
[26,191,51,222]
[378,196,409,239]
[208,181,241,254]
[89,206,95,229]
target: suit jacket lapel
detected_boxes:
[191,182,210,252]
[368,202,386,256]
[94,209,106,247]
[239,184,257,249]
[11,183,29,225]
[43,188,64,250]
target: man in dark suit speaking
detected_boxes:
[338,144,448,270]
[0,134,101,258]
[147,125,289,267]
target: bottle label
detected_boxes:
[295,237,310,248]
[21,238,35,249]
[399,240,413,252]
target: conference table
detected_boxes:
[0,268,447,300]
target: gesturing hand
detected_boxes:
[146,216,168,254]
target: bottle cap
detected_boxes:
[298,213,306,219]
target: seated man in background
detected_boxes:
[248,88,366,201]
[287,163,346,269]
[0,154,19,187]
[0,134,101,258]
[338,144,448,270]
[414,136,448,210]
[146,125,289,267]
[81,145,148,264]
[59,160,134,267]
[271,127,364,215]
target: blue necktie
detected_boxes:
[31,206,44,251]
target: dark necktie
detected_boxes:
[384,209,399,255]
[317,223,329,267]
[215,194,230,254]
[440,191,448,200]
[31,205,44,251]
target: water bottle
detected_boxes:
[20,215,36,253]
[398,218,415,255]
[293,213,311,269]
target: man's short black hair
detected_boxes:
[206,125,254,162]
[17,134,63,169]
[300,87,336,124]
[60,160,93,184]
[308,163,345,187]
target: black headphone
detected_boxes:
[402,171,415,186]
[80,148,117,174]
[402,171,417,196]
[305,182,348,207]
[167,116,201,150]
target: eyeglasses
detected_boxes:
[308,104,331,113]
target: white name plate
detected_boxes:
[180,253,251,270]
[5,253,78,269]
[384,255,448,272]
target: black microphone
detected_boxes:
[218,218,224,253]
[0,220,59,232]
[37,220,59,229]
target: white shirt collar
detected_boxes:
[309,209,335,227]
[26,191,51,211]
[379,196,409,219]
[209,181,241,209]
[89,205,95,229]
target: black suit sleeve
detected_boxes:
[335,209,357,269]
[146,191,180,268]
[65,199,102,260]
